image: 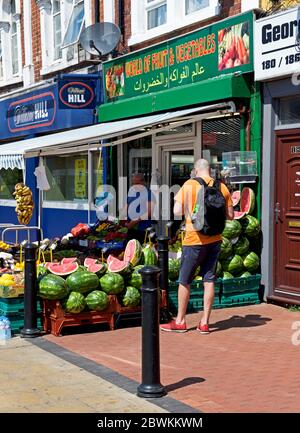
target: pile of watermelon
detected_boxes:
[218,189,261,280]
[37,238,157,311]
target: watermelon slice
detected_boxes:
[107,255,115,265]
[87,262,107,276]
[48,262,78,276]
[240,187,255,215]
[61,257,77,265]
[84,257,98,268]
[234,211,247,220]
[107,256,132,275]
[123,239,142,266]
[231,190,241,207]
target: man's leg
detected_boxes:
[176,283,190,324]
[201,282,214,326]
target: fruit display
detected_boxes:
[13,183,34,225]
[218,21,250,71]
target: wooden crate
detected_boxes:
[42,296,117,337]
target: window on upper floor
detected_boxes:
[39,0,88,75]
[0,0,22,85]
[129,0,220,46]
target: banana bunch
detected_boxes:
[13,183,34,225]
[0,241,10,251]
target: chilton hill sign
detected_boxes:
[254,6,300,81]
[103,11,254,103]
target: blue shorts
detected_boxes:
[178,241,221,285]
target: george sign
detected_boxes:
[103,11,254,102]
[255,6,300,81]
[58,79,96,109]
[289,221,300,227]
[74,158,87,199]
[291,146,300,154]
[0,74,101,141]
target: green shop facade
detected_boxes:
[98,11,263,299]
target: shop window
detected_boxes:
[53,0,62,60]
[185,0,209,15]
[62,0,85,48]
[0,34,3,79]
[124,136,152,187]
[0,168,23,200]
[202,116,241,179]
[11,21,18,74]
[156,123,193,136]
[92,147,117,198]
[44,154,88,202]
[147,0,167,30]
[279,97,300,125]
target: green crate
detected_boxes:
[10,317,42,335]
[221,275,261,294]
[220,291,260,307]
[0,297,42,315]
[168,279,222,314]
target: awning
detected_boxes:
[0,101,236,170]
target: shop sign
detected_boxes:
[254,6,300,81]
[7,92,56,133]
[103,11,254,103]
[58,80,96,109]
[74,158,87,199]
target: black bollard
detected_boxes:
[157,236,173,323]
[137,266,166,398]
[20,243,40,338]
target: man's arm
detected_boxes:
[173,200,184,217]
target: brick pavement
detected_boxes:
[43,303,300,413]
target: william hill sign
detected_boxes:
[58,79,96,109]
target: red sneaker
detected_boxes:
[160,320,187,333]
[196,323,210,334]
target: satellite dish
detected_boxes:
[79,22,121,56]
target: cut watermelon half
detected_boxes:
[231,190,241,207]
[61,257,77,265]
[240,187,255,215]
[234,211,247,220]
[48,262,78,276]
[88,262,107,276]
[107,256,132,274]
[107,255,115,265]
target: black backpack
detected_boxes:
[193,178,226,236]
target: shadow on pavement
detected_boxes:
[188,314,272,333]
[165,377,205,393]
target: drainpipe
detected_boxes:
[95,0,100,23]
[119,0,124,41]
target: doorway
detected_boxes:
[162,148,195,187]
[274,130,300,301]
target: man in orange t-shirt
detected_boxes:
[161,159,234,334]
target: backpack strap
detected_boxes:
[193,177,207,187]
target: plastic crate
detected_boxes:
[220,275,261,307]
[0,297,42,315]
[7,314,42,335]
[168,279,222,314]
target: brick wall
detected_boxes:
[31,0,42,81]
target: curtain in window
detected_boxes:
[147,3,167,30]
[185,0,209,15]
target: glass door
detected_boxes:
[162,148,194,187]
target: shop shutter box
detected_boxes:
[168,280,222,314]
[220,274,261,307]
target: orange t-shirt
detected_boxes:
[174,176,233,246]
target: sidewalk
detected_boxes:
[40,302,300,413]
[0,338,169,413]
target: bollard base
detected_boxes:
[137,383,167,399]
[20,328,41,338]
[160,307,173,324]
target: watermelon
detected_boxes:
[240,187,255,215]
[241,215,260,238]
[39,274,68,300]
[234,211,247,220]
[84,257,98,268]
[120,286,141,307]
[239,271,252,278]
[48,262,79,277]
[107,255,133,275]
[124,239,142,266]
[85,290,109,311]
[216,261,222,277]
[169,258,180,281]
[243,252,260,272]
[223,271,234,279]
[66,270,99,294]
[219,237,232,260]
[234,237,250,256]
[221,255,244,276]
[61,257,77,265]
[222,220,242,239]
[37,264,49,278]
[231,190,241,207]
[100,272,124,295]
[88,262,107,277]
[142,244,158,266]
[64,291,86,313]
[127,271,142,290]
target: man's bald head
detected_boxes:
[194,159,210,177]
[132,173,146,185]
